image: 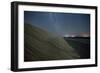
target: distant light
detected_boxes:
[64,34,89,37]
[64,35,76,37]
[71,35,76,37]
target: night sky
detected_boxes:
[24,11,90,36]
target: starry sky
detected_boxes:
[24,11,90,36]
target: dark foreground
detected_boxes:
[64,37,90,59]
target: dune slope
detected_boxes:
[24,23,80,61]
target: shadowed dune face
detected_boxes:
[24,23,80,62]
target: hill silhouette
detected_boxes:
[24,23,80,61]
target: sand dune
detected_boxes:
[24,23,80,62]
